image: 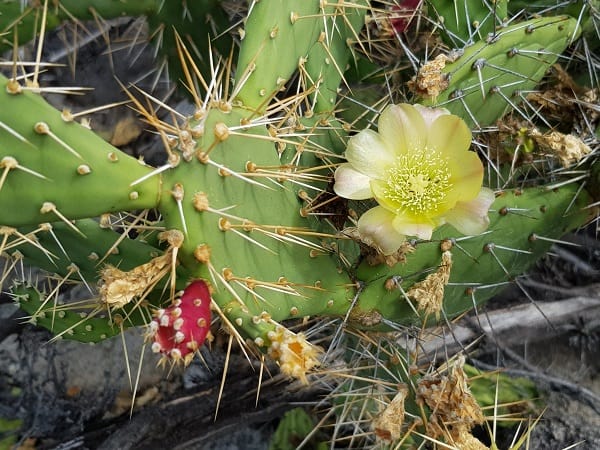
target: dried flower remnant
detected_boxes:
[99,253,171,309]
[417,356,485,444]
[267,325,321,384]
[408,55,450,99]
[345,227,416,267]
[99,231,183,309]
[451,424,489,450]
[530,129,591,168]
[372,384,409,442]
[334,103,494,255]
[407,249,452,319]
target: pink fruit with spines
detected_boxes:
[149,280,212,365]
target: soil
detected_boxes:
[1,16,599,450]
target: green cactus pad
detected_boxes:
[146,0,234,92]
[234,1,325,111]
[9,219,184,343]
[330,336,539,447]
[11,282,129,343]
[428,0,508,46]
[463,364,539,418]
[353,185,591,327]
[421,16,581,128]
[14,219,167,282]
[302,1,368,114]
[270,407,326,450]
[0,74,160,227]
[0,1,157,54]
[158,106,355,342]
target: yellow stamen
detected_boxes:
[383,150,451,215]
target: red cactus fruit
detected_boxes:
[149,280,212,365]
[390,0,421,33]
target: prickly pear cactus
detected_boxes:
[0,0,598,446]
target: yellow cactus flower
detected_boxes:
[334,103,494,255]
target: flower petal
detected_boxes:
[357,206,407,255]
[413,104,449,129]
[334,164,373,200]
[444,187,495,235]
[425,114,472,159]
[345,129,395,179]
[378,104,427,155]
[392,214,435,240]
[370,178,401,213]
[444,150,485,206]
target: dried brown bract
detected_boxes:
[408,54,449,100]
[363,238,416,267]
[99,253,172,310]
[526,64,599,131]
[99,231,183,309]
[372,384,409,442]
[530,129,591,168]
[407,250,452,319]
[417,355,485,444]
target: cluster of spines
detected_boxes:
[321,331,540,448]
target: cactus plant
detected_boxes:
[0,0,598,447]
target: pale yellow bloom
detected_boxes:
[334,103,494,254]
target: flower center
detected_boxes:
[384,150,451,215]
